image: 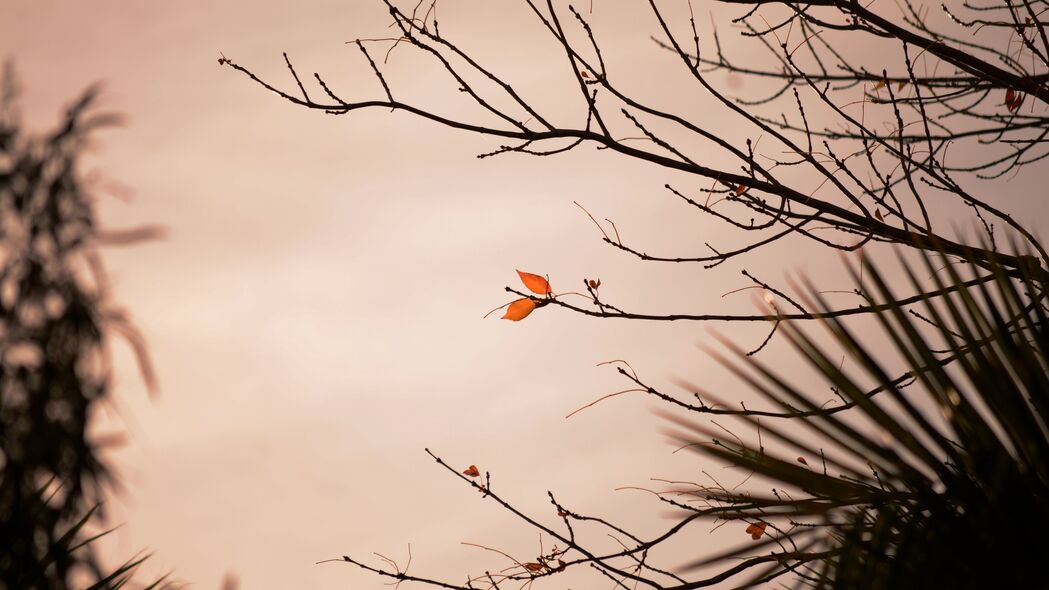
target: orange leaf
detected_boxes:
[524,563,544,572]
[516,270,552,295]
[734,184,747,196]
[745,521,767,540]
[873,79,886,90]
[502,298,537,321]
[463,465,480,477]
[797,456,808,465]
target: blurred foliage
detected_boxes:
[0,65,159,589]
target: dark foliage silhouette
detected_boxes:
[667,245,1049,588]
[0,67,160,589]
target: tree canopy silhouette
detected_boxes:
[223,1,1049,587]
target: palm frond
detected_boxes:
[670,245,1049,589]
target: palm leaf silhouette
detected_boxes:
[669,244,1049,589]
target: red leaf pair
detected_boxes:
[501,270,552,321]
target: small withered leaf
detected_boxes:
[745,521,767,540]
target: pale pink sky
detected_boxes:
[3,1,1047,588]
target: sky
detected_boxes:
[3,1,1047,588]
